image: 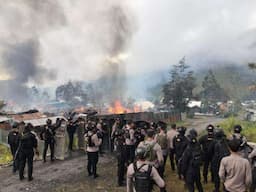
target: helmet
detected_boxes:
[46,119,52,125]
[234,125,242,133]
[157,121,167,130]
[177,126,186,135]
[135,147,147,160]
[187,129,198,142]
[215,129,225,139]
[12,122,18,129]
[206,124,214,132]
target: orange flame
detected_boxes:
[108,100,143,114]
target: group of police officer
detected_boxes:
[111,119,256,192]
[7,117,256,192]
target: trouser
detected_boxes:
[185,168,204,192]
[250,167,256,192]
[19,151,34,180]
[117,152,126,185]
[43,141,55,161]
[176,156,182,179]
[126,145,135,164]
[87,151,99,176]
[159,155,168,178]
[10,144,19,172]
[169,148,176,171]
[68,133,75,151]
[203,158,213,183]
[212,166,220,192]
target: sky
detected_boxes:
[0,0,256,91]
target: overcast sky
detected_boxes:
[0,0,256,87]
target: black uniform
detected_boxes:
[173,134,188,178]
[212,136,230,192]
[113,128,127,186]
[67,121,77,151]
[199,133,215,183]
[180,140,204,192]
[19,131,38,181]
[8,129,21,172]
[40,124,56,162]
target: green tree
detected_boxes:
[163,57,196,112]
[200,70,229,104]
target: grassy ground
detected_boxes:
[0,144,12,165]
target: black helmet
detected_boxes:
[135,147,147,160]
[157,121,167,130]
[12,122,18,129]
[46,119,52,125]
[177,126,186,135]
[215,129,225,139]
[234,125,242,133]
[206,124,214,132]
[187,129,198,143]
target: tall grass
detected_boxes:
[219,117,256,142]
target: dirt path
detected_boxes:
[0,116,223,192]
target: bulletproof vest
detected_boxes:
[133,163,153,192]
[124,128,131,139]
[8,131,20,146]
[88,134,95,147]
[190,145,202,167]
[215,139,230,161]
[44,126,55,141]
[143,141,157,162]
[20,132,36,151]
[174,135,188,158]
[156,134,168,150]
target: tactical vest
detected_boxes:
[133,163,153,192]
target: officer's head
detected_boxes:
[135,147,147,160]
[171,123,176,130]
[177,126,186,136]
[215,129,225,139]
[24,123,33,133]
[12,122,18,129]
[46,119,52,125]
[150,122,157,130]
[206,124,214,133]
[147,129,155,138]
[127,120,135,128]
[233,125,242,134]
[187,129,198,144]
[228,138,241,152]
[157,121,167,132]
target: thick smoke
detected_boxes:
[0,0,135,105]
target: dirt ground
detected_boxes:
[0,116,223,192]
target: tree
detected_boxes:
[200,70,229,104]
[56,81,87,106]
[163,57,196,112]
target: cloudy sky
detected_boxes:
[0,0,256,87]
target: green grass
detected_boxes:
[219,116,256,141]
[0,144,12,165]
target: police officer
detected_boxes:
[124,120,136,164]
[232,124,252,158]
[212,129,230,192]
[67,117,77,151]
[19,123,38,181]
[127,147,166,192]
[155,122,168,178]
[40,119,56,162]
[199,124,215,183]
[173,126,188,179]
[112,125,126,186]
[84,124,102,179]
[180,129,204,192]
[138,129,164,173]
[8,122,21,173]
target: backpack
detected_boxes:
[133,163,153,192]
[157,134,168,150]
[190,146,202,167]
[143,142,157,162]
[88,135,95,147]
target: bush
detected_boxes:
[219,117,256,141]
[0,144,12,165]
